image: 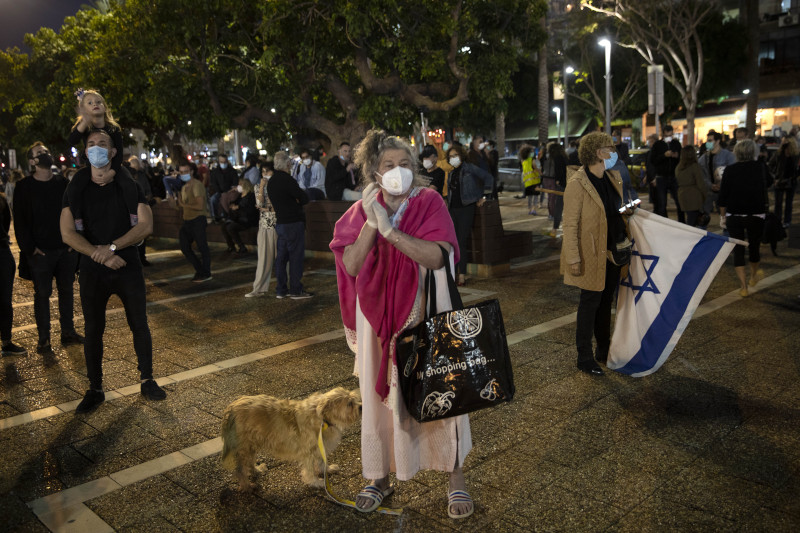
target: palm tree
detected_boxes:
[537,14,549,148]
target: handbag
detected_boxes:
[607,236,632,267]
[397,246,515,422]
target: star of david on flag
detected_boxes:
[608,210,745,377]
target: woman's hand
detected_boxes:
[477,198,486,208]
[362,183,379,229]
[371,201,393,238]
[569,262,582,276]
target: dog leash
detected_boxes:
[317,422,403,516]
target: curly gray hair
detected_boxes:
[353,129,427,188]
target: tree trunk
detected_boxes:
[495,110,506,156]
[537,15,549,147]
[684,104,696,147]
[744,0,760,136]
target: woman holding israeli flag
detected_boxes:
[561,132,636,376]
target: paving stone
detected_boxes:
[504,483,627,532]
[86,475,193,528]
[4,218,800,532]
[0,492,49,532]
[608,493,737,532]
[657,463,772,522]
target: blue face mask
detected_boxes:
[603,151,618,170]
[87,146,110,168]
[705,141,715,150]
[180,173,192,182]
[220,163,228,169]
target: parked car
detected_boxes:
[498,156,523,191]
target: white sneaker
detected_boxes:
[245,291,265,298]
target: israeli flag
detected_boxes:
[608,210,744,376]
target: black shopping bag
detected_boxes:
[397,247,514,422]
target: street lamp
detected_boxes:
[564,65,574,146]
[598,38,612,135]
[553,107,561,144]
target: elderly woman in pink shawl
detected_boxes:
[330,130,474,519]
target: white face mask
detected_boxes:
[449,156,461,168]
[478,142,486,150]
[422,159,434,170]
[302,158,312,166]
[236,185,243,193]
[375,166,414,196]
[664,136,673,143]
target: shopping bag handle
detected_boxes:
[426,245,464,318]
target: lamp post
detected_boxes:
[598,38,612,135]
[553,107,561,144]
[564,65,574,145]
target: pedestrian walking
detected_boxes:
[173,161,212,283]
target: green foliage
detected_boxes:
[2,0,548,154]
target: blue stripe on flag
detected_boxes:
[615,234,726,375]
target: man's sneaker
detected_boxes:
[1,342,27,356]
[60,331,85,346]
[36,341,54,355]
[276,293,288,299]
[192,274,213,283]
[76,390,105,413]
[141,379,167,401]
[290,291,314,300]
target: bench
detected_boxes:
[151,199,532,277]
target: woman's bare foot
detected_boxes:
[448,467,473,517]
[356,476,390,511]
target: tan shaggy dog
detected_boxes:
[220,387,361,491]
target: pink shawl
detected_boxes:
[330,187,459,400]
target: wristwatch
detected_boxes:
[109,243,117,253]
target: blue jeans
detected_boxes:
[179,215,211,277]
[29,248,79,342]
[209,192,221,219]
[275,222,305,296]
[79,264,152,390]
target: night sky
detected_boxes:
[0,0,87,52]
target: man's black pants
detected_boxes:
[79,265,153,390]
[29,248,79,343]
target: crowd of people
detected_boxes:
[1,84,798,520]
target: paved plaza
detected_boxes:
[2,194,799,532]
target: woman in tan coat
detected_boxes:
[675,146,707,227]
[561,132,635,375]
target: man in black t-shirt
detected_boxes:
[61,130,167,413]
[13,142,83,355]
